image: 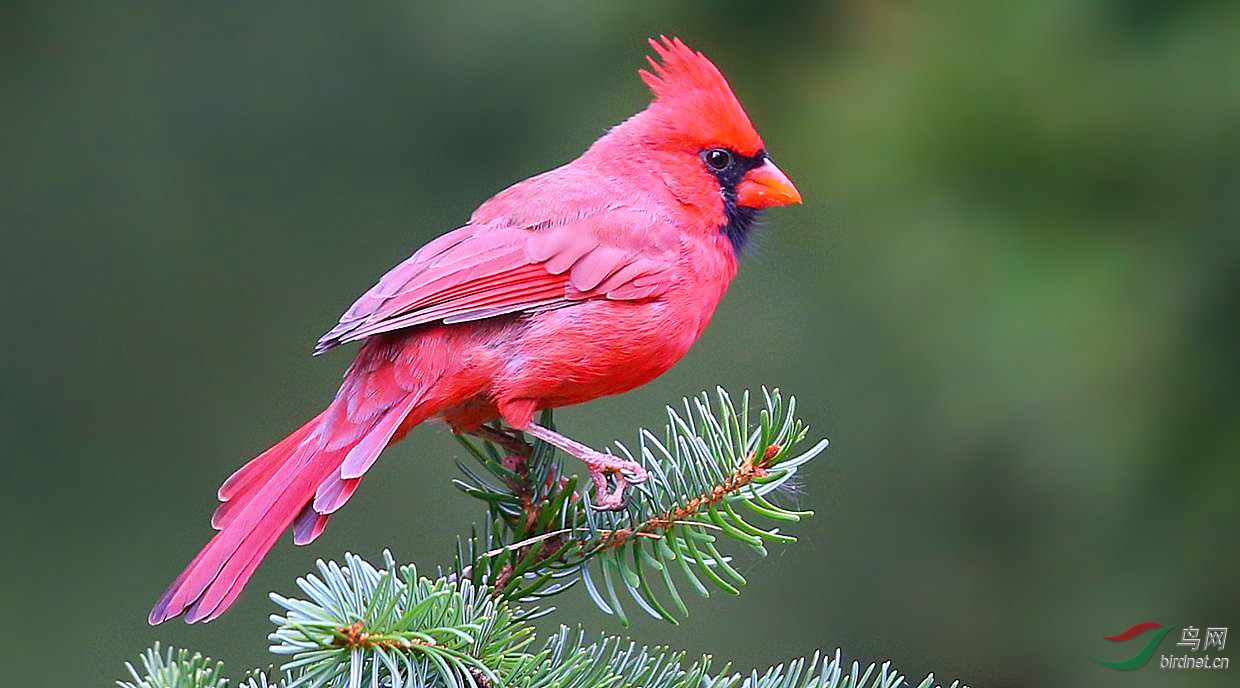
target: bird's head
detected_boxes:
[600,37,801,251]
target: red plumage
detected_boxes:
[150,36,801,625]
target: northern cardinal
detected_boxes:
[150,36,800,624]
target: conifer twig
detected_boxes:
[120,388,969,688]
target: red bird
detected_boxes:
[150,36,801,624]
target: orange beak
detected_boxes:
[736,159,802,209]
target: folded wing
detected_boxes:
[315,213,680,352]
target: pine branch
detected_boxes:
[262,552,963,688]
[269,552,533,688]
[118,644,228,688]
[121,387,969,688]
[450,388,827,624]
[123,628,967,688]
[125,552,968,688]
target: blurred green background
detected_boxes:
[2,1,1237,686]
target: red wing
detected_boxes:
[315,215,680,352]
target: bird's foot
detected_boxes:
[581,451,649,510]
[521,420,648,510]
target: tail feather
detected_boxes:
[149,397,426,625]
[210,455,293,532]
[340,394,420,480]
[211,418,319,530]
[150,438,331,624]
[217,417,319,502]
[292,502,331,545]
[184,447,339,623]
[293,394,422,544]
[311,475,361,515]
[190,528,278,621]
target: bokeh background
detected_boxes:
[2,1,1237,686]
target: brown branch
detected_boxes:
[596,443,780,551]
[332,620,434,650]
[463,425,544,530]
[332,621,494,687]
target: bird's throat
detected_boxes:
[721,197,761,254]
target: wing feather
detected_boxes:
[315,214,680,352]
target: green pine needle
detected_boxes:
[123,388,968,688]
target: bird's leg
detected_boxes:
[467,423,532,458]
[463,423,535,477]
[523,422,648,510]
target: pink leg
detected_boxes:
[466,424,530,457]
[523,422,648,510]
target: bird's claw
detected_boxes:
[588,488,630,511]
[619,463,648,483]
[584,454,648,511]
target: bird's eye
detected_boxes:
[703,148,733,172]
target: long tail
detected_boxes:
[148,392,424,624]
